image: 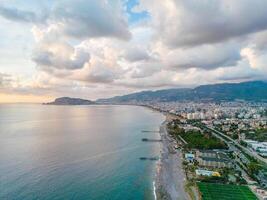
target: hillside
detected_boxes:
[45,97,95,105]
[97,81,267,103]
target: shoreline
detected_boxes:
[137,104,189,199]
[147,108,189,199]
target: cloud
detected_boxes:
[29,25,267,91]
[137,0,267,47]
[114,70,176,89]
[32,38,125,84]
[50,0,131,40]
[0,0,131,40]
[122,46,150,62]
[241,47,267,72]
[32,42,90,71]
[78,64,118,83]
[127,60,162,78]
[217,62,265,82]
[2,0,267,101]
[0,6,46,23]
[163,42,241,70]
[26,0,133,85]
[249,30,267,51]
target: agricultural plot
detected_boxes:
[197,182,258,200]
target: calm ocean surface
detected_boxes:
[0,104,164,200]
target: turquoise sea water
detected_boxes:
[0,104,164,200]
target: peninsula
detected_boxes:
[44,97,95,105]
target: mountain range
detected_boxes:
[97,81,267,103]
[45,81,267,105]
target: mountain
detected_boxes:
[97,81,267,103]
[45,97,95,105]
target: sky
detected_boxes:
[0,0,267,103]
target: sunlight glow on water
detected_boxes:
[0,104,164,200]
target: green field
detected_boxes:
[197,182,258,200]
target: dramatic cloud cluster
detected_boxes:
[137,0,267,47]
[0,0,267,100]
[32,42,90,71]
[0,0,130,39]
[51,0,131,40]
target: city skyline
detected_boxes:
[1,0,267,102]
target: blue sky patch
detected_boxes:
[125,0,149,24]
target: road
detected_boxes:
[206,126,267,165]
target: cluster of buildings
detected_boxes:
[184,150,233,182]
[185,150,232,175]
[142,101,267,121]
[143,100,267,196]
[196,150,232,168]
[147,100,267,159]
[244,140,267,157]
[211,119,267,132]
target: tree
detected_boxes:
[247,162,261,175]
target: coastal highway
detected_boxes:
[205,126,267,165]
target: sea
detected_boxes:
[0,104,164,200]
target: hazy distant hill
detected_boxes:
[45,97,95,105]
[97,81,267,103]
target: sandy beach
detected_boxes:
[155,120,189,200]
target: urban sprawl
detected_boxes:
[139,101,267,200]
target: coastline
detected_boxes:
[135,104,189,200]
[154,117,189,200]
